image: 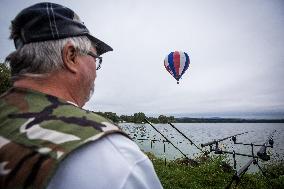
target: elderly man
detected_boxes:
[0,2,163,189]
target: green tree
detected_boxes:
[148,117,159,123]
[168,116,176,123]
[158,115,168,123]
[120,115,134,123]
[0,63,12,94]
[94,111,121,123]
[133,112,146,123]
[104,112,120,123]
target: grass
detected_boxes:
[146,153,284,189]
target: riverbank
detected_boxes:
[146,153,284,189]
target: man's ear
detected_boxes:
[62,42,78,73]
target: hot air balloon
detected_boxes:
[164,51,190,84]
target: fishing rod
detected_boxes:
[144,118,191,160]
[225,158,255,189]
[226,139,274,189]
[216,130,277,189]
[201,131,249,147]
[167,122,203,151]
[230,130,276,161]
[236,130,275,169]
[201,130,276,162]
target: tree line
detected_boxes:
[94,112,284,123]
[94,111,176,124]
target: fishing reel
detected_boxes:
[232,133,274,161]
[257,138,274,161]
[209,142,225,155]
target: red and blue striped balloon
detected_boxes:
[164,51,190,84]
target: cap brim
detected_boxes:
[87,34,113,55]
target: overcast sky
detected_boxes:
[1,0,284,118]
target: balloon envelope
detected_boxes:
[164,51,190,83]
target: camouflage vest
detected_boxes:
[0,87,128,189]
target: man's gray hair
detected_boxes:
[5,36,92,78]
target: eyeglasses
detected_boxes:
[87,51,103,70]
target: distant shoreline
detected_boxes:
[93,111,284,124]
[119,118,284,124]
[174,117,284,123]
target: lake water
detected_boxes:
[119,123,284,172]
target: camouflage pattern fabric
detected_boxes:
[0,87,128,189]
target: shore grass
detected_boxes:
[146,153,284,189]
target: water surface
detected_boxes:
[120,123,284,172]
